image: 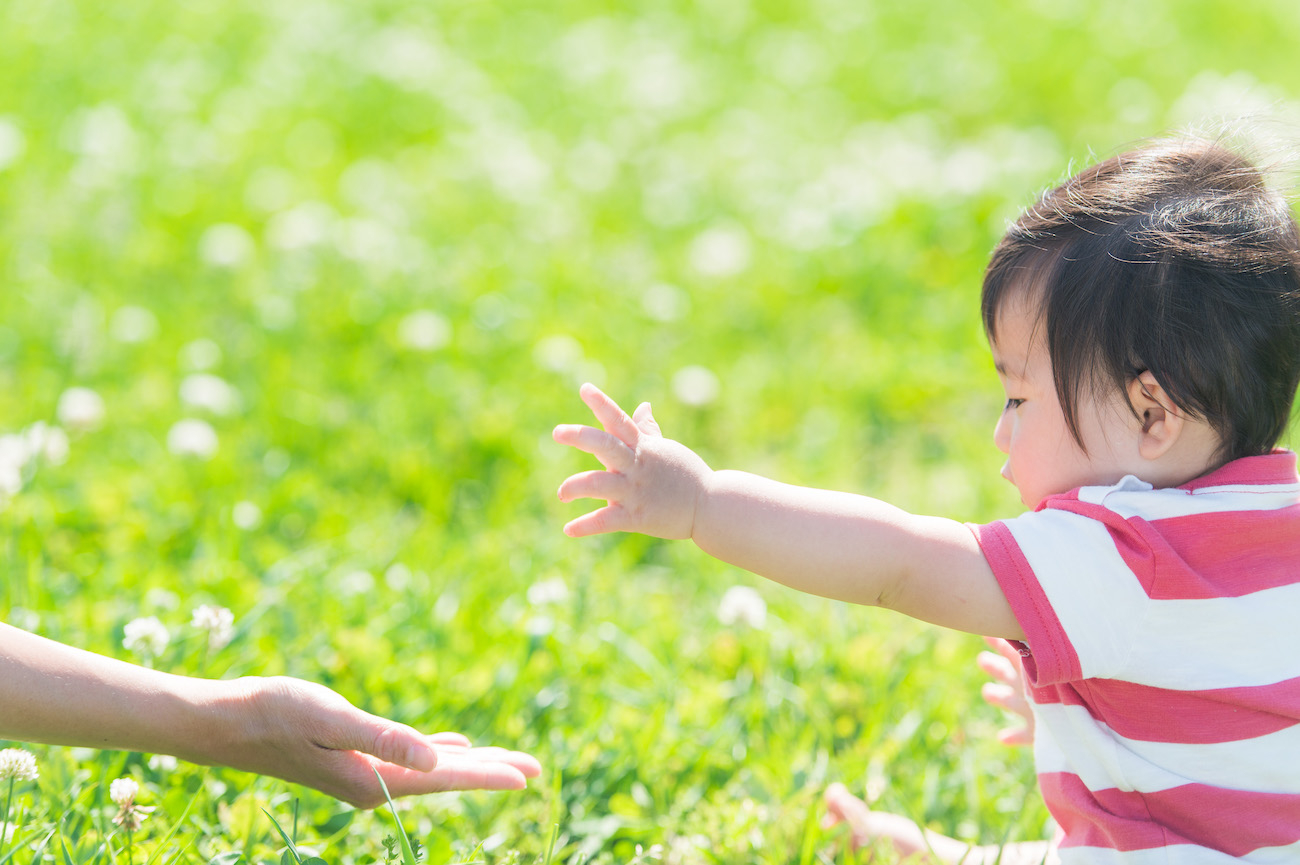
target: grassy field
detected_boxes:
[2,0,1300,862]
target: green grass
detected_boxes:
[2,0,1299,861]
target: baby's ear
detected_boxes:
[1127,371,1184,459]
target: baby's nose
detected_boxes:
[993,414,1011,455]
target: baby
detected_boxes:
[554,134,1300,862]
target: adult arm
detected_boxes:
[0,622,541,808]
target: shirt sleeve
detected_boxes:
[969,504,1152,687]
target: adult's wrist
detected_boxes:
[154,674,258,769]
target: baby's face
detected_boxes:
[989,299,1144,509]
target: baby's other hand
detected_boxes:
[553,383,712,540]
[978,637,1034,746]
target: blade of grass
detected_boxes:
[30,827,60,864]
[797,795,819,865]
[261,810,303,865]
[143,784,204,865]
[542,769,561,865]
[372,769,417,865]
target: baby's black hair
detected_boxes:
[982,135,1300,463]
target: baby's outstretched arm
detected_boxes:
[554,384,1024,640]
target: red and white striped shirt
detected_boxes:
[973,451,1300,864]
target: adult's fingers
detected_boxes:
[461,747,542,778]
[373,749,542,797]
[579,383,640,446]
[285,680,436,773]
[377,760,528,795]
[330,713,437,773]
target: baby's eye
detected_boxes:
[1003,398,1024,411]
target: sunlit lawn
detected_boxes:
[2,0,1299,861]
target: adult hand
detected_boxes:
[553,383,712,540]
[213,676,542,809]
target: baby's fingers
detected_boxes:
[984,636,1026,668]
[564,505,629,537]
[976,650,1018,685]
[553,424,633,472]
[981,681,1020,709]
[579,383,641,445]
[982,680,1033,746]
[996,725,1034,746]
[557,470,626,504]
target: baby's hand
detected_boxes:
[977,637,1034,746]
[553,383,712,540]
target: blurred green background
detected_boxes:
[2,0,1299,862]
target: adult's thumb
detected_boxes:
[350,716,438,772]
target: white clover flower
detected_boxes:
[266,201,335,250]
[109,777,138,807]
[336,569,375,597]
[641,283,689,322]
[123,616,170,660]
[179,373,240,416]
[190,604,235,651]
[397,310,451,351]
[167,418,218,459]
[526,614,555,638]
[384,562,413,591]
[231,500,262,530]
[146,754,178,773]
[671,366,720,407]
[110,306,158,344]
[0,116,26,172]
[178,338,222,371]
[0,463,20,496]
[7,607,38,632]
[24,422,69,466]
[688,224,752,277]
[533,334,584,373]
[198,223,255,268]
[667,834,711,865]
[364,27,442,87]
[0,748,38,782]
[526,577,570,606]
[0,433,28,495]
[144,587,180,611]
[57,387,106,430]
[109,776,152,832]
[718,585,767,629]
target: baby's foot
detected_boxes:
[822,782,937,859]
